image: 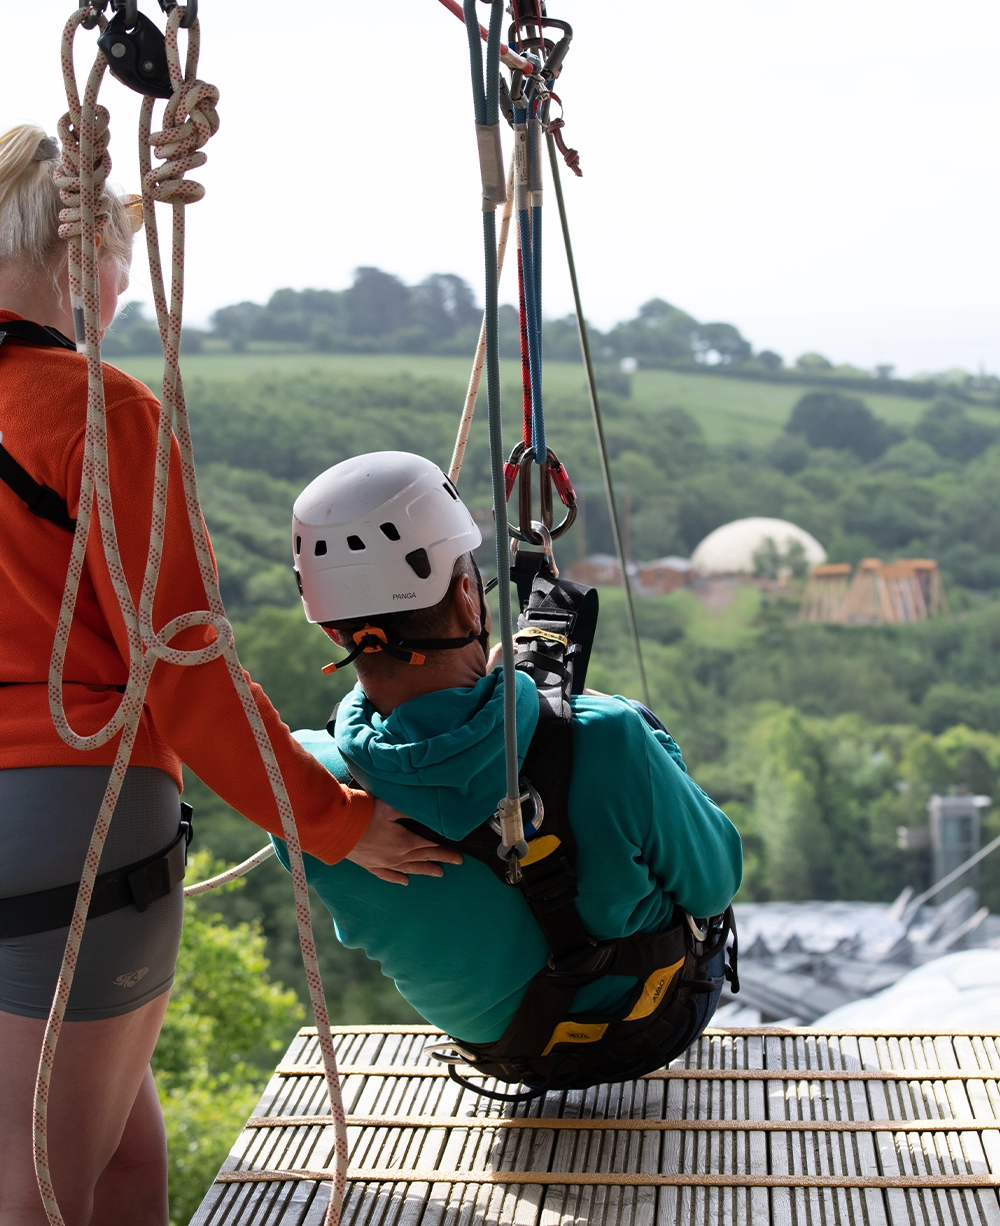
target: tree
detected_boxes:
[347,266,410,337]
[914,398,999,463]
[795,352,833,371]
[154,852,303,1226]
[757,350,783,372]
[785,390,903,461]
[606,298,699,365]
[410,273,480,341]
[693,321,752,366]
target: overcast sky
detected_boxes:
[5,0,1000,375]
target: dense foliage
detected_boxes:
[153,852,302,1226]
[183,368,1000,622]
[163,364,1000,988]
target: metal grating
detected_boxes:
[190,1025,1000,1226]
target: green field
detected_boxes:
[114,352,994,447]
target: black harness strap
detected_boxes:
[0,320,78,534]
[0,804,193,939]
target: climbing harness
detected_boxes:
[0,805,192,937]
[410,560,739,1102]
[27,6,347,1223]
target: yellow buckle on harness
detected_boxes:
[513,627,569,646]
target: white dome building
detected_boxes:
[691,517,826,575]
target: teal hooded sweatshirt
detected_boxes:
[273,670,742,1045]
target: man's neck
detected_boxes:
[362,642,488,718]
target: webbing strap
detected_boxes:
[0,810,190,938]
[0,446,76,533]
[0,322,79,533]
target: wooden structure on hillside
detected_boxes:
[800,559,948,625]
[565,556,694,595]
[191,1023,1000,1225]
[799,564,853,623]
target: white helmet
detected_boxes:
[292,451,482,625]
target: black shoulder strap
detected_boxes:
[0,320,78,533]
[0,320,77,350]
[403,569,601,966]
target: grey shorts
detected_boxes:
[0,766,184,1021]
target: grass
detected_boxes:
[671,583,764,648]
[112,352,1000,448]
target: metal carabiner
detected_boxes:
[511,444,577,544]
[158,0,197,28]
[80,1,110,31]
[510,520,559,580]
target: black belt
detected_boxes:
[0,682,127,691]
[0,804,193,939]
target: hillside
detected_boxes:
[83,353,998,1022]
[113,351,993,448]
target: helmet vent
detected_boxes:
[347,535,366,552]
[442,480,458,500]
[295,535,302,555]
[380,522,401,541]
[314,540,328,556]
[405,547,432,579]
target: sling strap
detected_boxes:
[0,804,192,939]
[0,319,78,533]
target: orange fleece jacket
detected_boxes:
[0,312,371,863]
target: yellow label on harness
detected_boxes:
[513,627,569,646]
[520,835,561,866]
[622,956,686,1022]
[542,1021,609,1057]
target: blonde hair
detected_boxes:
[0,124,136,282]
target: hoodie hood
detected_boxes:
[335,668,540,840]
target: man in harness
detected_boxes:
[275,451,743,1098]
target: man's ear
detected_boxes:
[452,572,481,635]
[322,625,348,647]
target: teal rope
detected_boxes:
[465,0,520,806]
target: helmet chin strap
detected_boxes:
[321,565,492,674]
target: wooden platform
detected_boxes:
[190,1024,1000,1226]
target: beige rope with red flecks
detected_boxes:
[448,155,515,484]
[33,9,349,1225]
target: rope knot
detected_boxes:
[144,10,220,207]
[54,105,112,239]
[145,79,219,205]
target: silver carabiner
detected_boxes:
[510,520,559,579]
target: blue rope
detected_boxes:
[465,0,520,807]
[530,198,544,460]
[514,100,546,465]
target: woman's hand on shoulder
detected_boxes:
[345,797,463,885]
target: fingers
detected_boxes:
[368,867,410,886]
[399,860,446,878]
